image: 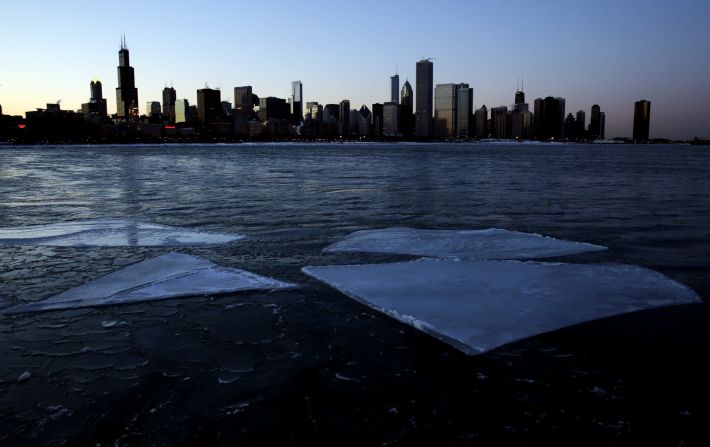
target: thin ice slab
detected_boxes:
[0,219,244,247]
[6,253,296,315]
[302,259,699,355]
[324,227,606,259]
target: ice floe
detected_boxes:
[323,227,606,259]
[6,253,296,315]
[302,259,700,355]
[0,219,244,246]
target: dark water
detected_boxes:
[1,143,709,446]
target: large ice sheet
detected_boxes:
[324,227,606,259]
[6,253,296,314]
[0,219,244,246]
[302,259,700,355]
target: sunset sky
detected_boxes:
[1,0,708,139]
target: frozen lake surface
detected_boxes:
[323,226,606,259]
[0,218,244,246]
[1,143,709,445]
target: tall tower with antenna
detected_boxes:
[116,34,139,119]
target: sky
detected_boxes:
[1,0,709,139]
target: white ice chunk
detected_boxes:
[302,259,700,355]
[324,227,606,259]
[0,219,244,246]
[6,253,296,315]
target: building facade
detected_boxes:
[633,100,651,141]
[115,36,139,119]
[415,59,434,137]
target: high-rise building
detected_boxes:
[259,97,289,122]
[357,105,372,136]
[221,101,233,117]
[291,81,303,124]
[339,100,350,136]
[372,103,383,137]
[115,35,139,119]
[434,83,458,138]
[323,104,339,123]
[456,84,473,139]
[589,104,602,140]
[234,86,253,116]
[383,102,400,136]
[400,80,414,136]
[146,101,161,116]
[415,59,434,137]
[633,100,651,141]
[576,110,586,138]
[81,80,108,119]
[390,73,399,104]
[599,112,606,139]
[162,87,176,124]
[515,89,525,106]
[490,106,509,139]
[475,105,488,138]
[534,96,565,140]
[196,88,221,124]
[175,99,190,124]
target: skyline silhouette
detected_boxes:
[1,1,709,139]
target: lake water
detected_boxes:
[1,143,709,445]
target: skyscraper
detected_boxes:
[81,80,108,119]
[291,81,303,124]
[434,83,458,138]
[633,100,651,141]
[534,97,566,140]
[475,105,488,138]
[175,99,190,124]
[339,100,350,136]
[115,35,139,119]
[162,87,176,124]
[196,88,221,124]
[456,84,474,139]
[390,73,399,104]
[589,104,602,140]
[576,110,586,138]
[234,86,253,116]
[372,103,383,137]
[415,59,434,137]
[383,102,400,136]
[400,80,414,136]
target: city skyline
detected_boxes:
[1,1,709,139]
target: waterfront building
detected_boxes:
[115,36,139,119]
[490,106,509,139]
[146,101,161,116]
[175,99,190,124]
[400,80,414,136]
[291,81,303,124]
[475,105,488,138]
[323,104,339,124]
[633,100,651,141]
[259,97,289,122]
[221,101,233,117]
[357,105,372,136]
[81,80,108,119]
[383,102,400,136]
[589,104,602,140]
[390,73,399,104]
[372,103,383,137]
[534,96,565,140]
[415,59,434,137]
[234,86,253,116]
[196,88,221,124]
[434,83,457,138]
[339,100,350,136]
[162,87,176,124]
[576,110,586,138]
[456,84,473,139]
